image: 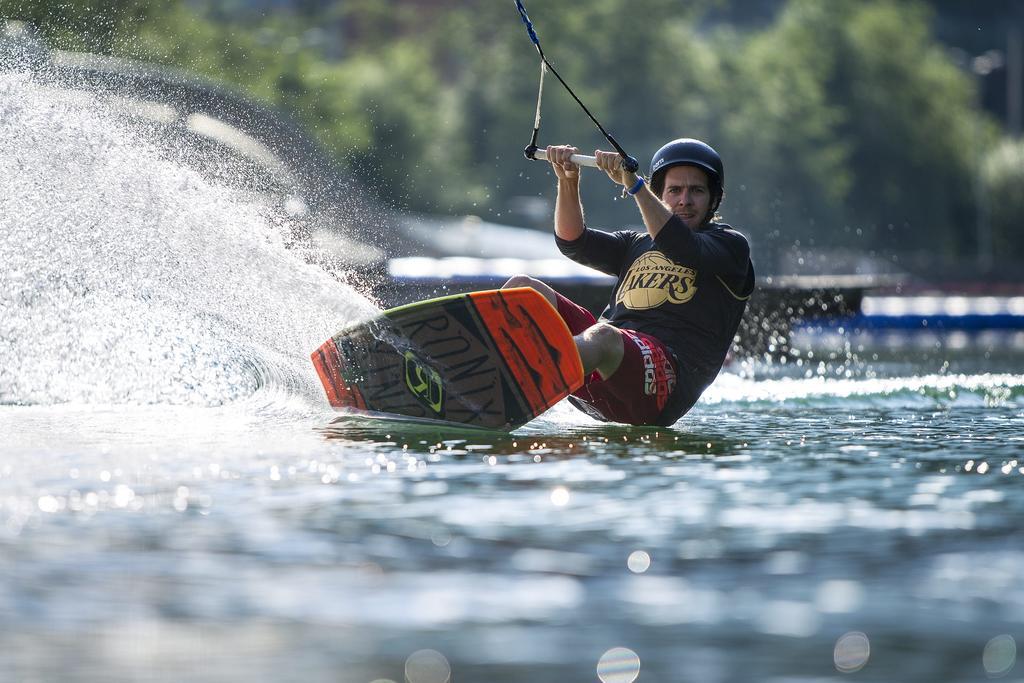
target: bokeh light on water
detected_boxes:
[626,550,650,574]
[550,485,570,506]
[596,647,641,683]
[405,649,450,683]
[834,631,870,673]
[983,635,1017,678]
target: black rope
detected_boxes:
[514,0,639,173]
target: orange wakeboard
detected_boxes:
[310,288,584,430]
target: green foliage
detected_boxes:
[982,138,1024,263]
[2,0,1009,273]
[717,0,984,265]
[0,0,155,52]
[717,2,852,248]
[312,42,470,211]
[838,0,978,252]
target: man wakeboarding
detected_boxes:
[503,138,755,427]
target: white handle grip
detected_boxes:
[529,147,599,168]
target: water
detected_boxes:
[3,68,1024,683]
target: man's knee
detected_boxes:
[502,274,543,290]
[587,322,623,349]
[576,323,625,378]
[502,274,558,309]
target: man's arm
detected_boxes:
[546,145,585,241]
[632,183,674,240]
[593,149,672,239]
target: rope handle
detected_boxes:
[524,145,640,174]
[524,145,598,168]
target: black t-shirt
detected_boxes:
[556,216,755,421]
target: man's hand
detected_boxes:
[595,149,637,188]
[546,145,581,181]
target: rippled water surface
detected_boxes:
[3,67,1024,683]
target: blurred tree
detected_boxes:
[717,0,986,270]
[0,0,158,52]
[982,138,1024,267]
[716,1,851,261]
[837,0,980,256]
[2,0,1012,276]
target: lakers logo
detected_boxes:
[615,251,697,310]
[403,351,444,415]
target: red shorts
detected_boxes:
[555,293,678,425]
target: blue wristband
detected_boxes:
[626,176,645,196]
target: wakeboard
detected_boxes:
[311,288,584,431]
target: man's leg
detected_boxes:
[575,323,625,379]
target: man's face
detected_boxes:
[659,165,712,230]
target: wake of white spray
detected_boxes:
[0,69,378,407]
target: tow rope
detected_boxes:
[514,0,640,173]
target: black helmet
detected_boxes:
[649,138,725,209]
